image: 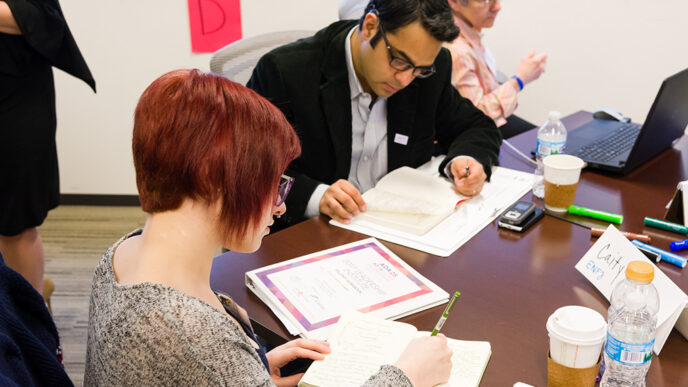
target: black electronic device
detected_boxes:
[499,201,536,225]
[498,207,544,233]
[566,67,688,174]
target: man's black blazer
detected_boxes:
[247,20,502,229]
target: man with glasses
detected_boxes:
[248,0,502,230]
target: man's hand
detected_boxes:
[450,158,486,196]
[266,338,331,387]
[319,179,367,224]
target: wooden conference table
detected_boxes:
[210,111,688,386]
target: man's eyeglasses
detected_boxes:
[373,11,436,79]
[275,175,294,207]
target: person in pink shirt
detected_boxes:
[446,0,546,138]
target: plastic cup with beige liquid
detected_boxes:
[543,154,585,212]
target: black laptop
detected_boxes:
[566,67,688,174]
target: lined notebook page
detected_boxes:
[437,337,492,387]
[298,316,416,387]
[299,313,491,387]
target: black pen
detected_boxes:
[464,166,470,178]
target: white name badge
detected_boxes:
[394,133,409,146]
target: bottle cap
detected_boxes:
[548,111,561,121]
[626,261,654,283]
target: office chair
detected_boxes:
[209,30,314,85]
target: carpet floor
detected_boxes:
[40,205,147,386]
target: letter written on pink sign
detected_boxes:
[187,0,242,53]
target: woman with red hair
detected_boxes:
[84,69,451,386]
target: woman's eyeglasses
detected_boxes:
[275,175,294,207]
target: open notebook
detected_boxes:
[359,166,470,236]
[298,312,491,387]
[332,165,534,256]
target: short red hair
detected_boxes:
[133,69,300,237]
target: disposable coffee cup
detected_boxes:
[543,155,585,212]
[546,305,606,369]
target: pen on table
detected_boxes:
[568,205,623,224]
[635,244,661,263]
[590,227,651,243]
[631,239,687,269]
[431,291,460,336]
[670,239,688,251]
[644,217,688,235]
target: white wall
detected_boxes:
[54,0,339,195]
[54,0,688,195]
[485,0,688,126]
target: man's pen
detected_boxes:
[431,291,461,336]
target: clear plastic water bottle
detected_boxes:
[600,261,659,387]
[533,111,567,198]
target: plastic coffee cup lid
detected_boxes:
[546,305,606,345]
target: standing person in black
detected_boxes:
[247,0,502,231]
[0,0,95,293]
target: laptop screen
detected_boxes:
[625,67,688,172]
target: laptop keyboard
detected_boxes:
[575,123,641,162]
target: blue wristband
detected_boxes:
[512,75,524,90]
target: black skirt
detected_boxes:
[0,66,59,236]
[0,0,94,236]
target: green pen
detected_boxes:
[568,205,623,224]
[431,291,460,336]
[644,217,688,235]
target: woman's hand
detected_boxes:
[516,50,547,85]
[266,338,331,387]
[394,335,453,387]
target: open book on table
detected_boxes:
[331,162,534,257]
[298,312,491,387]
[358,166,470,236]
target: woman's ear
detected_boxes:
[447,0,463,13]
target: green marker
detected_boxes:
[644,217,688,235]
[431,291,460,336]
[568,205,623,224]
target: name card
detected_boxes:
[665,180,688,226]
[575,224,688,354]
[574,225,643,297]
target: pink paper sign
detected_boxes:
[187,0,242,53]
